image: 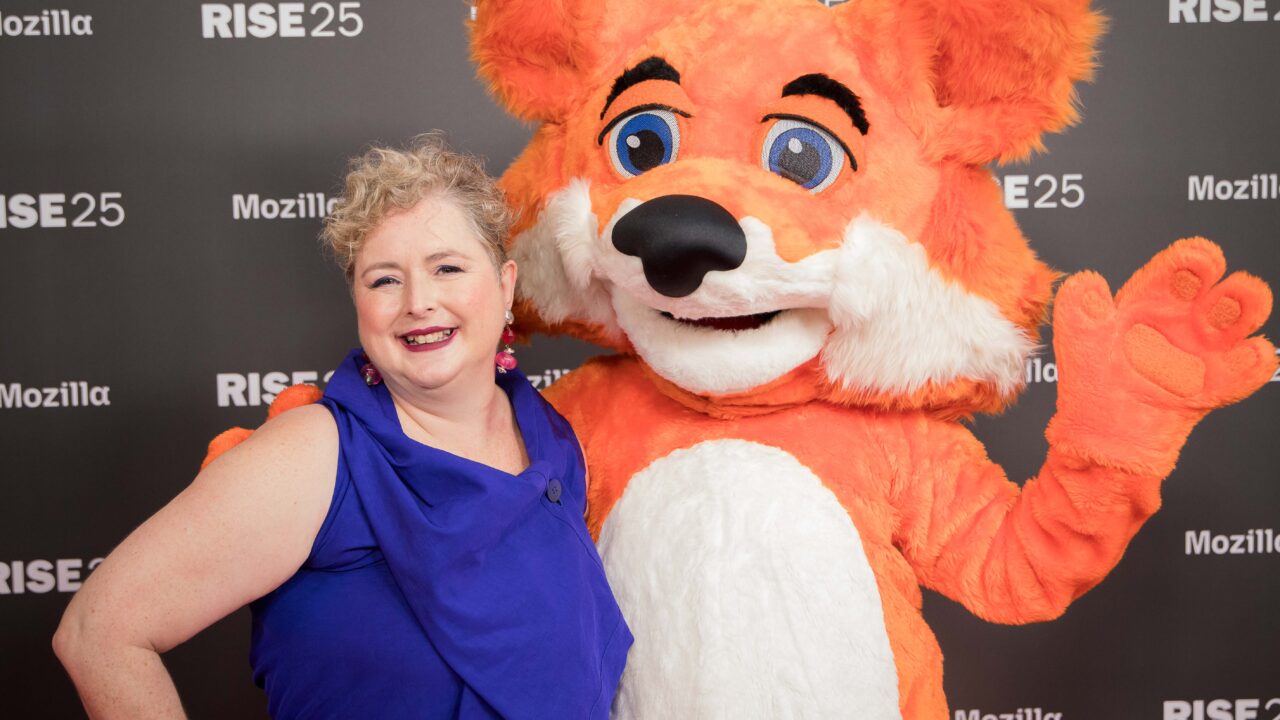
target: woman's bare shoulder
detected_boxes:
[200,403,338,490]
[193,399,337,507]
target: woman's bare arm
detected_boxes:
[53,404,338,719]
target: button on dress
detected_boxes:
[250,349,632,719]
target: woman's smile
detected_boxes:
[400,327,457,351]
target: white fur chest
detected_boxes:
[598,439,902,720]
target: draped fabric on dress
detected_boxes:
[251,349,630,719]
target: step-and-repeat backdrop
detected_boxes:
[2,1,1277,718]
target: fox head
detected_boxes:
[470,0,1102,417]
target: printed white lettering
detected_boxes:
[527,368,574,390]
[7,194,37,229]
[202,3,233,37]
[262,371,290,404]
[1166,700,1272,720]
[1170,0,1275,22]
[953,709,1062,720]
[217,373,249,407]
[0,192,126,230]
[231,192,336,220]
[1186,529,1280,555]
[247,3,278,38]
[1000,174,1086,210]
[0,10,93,37]
[0,558,103,595]
[0,381,112,409]
[38,194,66,228]
[279,2,305,36]
[1004,175,1029,209]
[201,2,363,38]
[1025,357,1058,384]
[1189,174,1279,202]
[0,384,20,408]
[56,559,84,592]
[25,560,55,594]
[216,370,334,407]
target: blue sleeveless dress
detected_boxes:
[249,349,632,719]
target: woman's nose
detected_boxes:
[405,280,437,316]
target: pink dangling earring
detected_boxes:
[496,309,518,373]
[360,354,382,386]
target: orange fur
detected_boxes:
[470,2,1275,716]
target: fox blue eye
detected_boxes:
[609,109,681,178]
[761,118,848,192]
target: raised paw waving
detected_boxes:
[1052,238,1275,422]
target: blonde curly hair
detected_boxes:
[322,133,512,282]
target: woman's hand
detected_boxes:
[52,404,339,719]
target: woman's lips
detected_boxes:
[399,327,456,352]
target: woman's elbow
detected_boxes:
[52,598,116,672]
[52,602,92,669]
[52,613,81,673]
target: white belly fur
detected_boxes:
[599,439,901,720]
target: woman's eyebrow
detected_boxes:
[360,260,401,276]
[423,251,463,263]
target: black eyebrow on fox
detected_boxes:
[781,74,870,135]
[601,56,682,120]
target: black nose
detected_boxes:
[611,195,747,298]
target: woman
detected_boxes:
[53,135,632,719]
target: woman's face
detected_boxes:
[352,194,516,397]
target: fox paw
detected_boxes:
[199,384,324,470]
[1053,238,1275,412]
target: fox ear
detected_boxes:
[471,0,708,123]
[881,0,1105,164]
[469,0,603,122]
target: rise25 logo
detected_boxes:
[1165,699,1280,720]
[1170,0,1280,22]
[201,2,363,38]
[0,193,124,229]
[997,174,1086,210]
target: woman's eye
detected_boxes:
[437,265,463,275]
[760,118,850,193]
[608,109,681,178]
[370,276,398,289]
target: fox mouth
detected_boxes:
[612,287,831,394]
[659,310,782,332]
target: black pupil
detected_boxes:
[777,139,821,185]
[626,130,666,172]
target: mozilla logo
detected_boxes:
[0,10,93,37]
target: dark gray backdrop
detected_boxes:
[1,1,1276,718]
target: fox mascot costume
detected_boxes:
[207,0,1276,717]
